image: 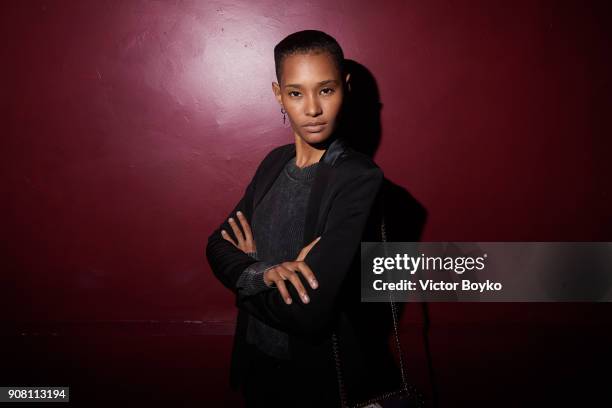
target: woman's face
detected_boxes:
[273,52,350,145]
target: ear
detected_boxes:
[272,82,283,107]
[344,72,351,92]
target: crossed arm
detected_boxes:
[221,209,321,304]
[206,166,383,338]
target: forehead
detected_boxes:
[281,52,340,85]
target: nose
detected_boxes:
[304,94,322,117]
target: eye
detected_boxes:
[321,88,335,95]
[288,91,301,97]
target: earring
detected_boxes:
[280,108,286,124]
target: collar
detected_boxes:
[285,136,349,168]
[252,136,350,241]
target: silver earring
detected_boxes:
[280,108,286,124]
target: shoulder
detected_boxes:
[252,143,293,176]
[333,147,383,181]
[265,143,294,161]
[254,142,383,181]
[261,143,293,164]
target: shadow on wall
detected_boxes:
[340,59,427,243]
[337,59,434,406]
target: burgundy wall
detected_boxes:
[2,1,611,406]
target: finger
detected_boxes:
[296,261,318,289]
[278,263,309,303]
[236,211,255,248]
[286,269,310,304]
[227,217,245,247]
[263,265,283,288]
[220,229,238,247]
[276,264,299,288]
[274,277,292,305]
[263,268,274,287]
[297,236,322,261]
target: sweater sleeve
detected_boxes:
[235,167,384,339]
[235,251,278,296]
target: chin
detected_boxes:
[299,129,333,146]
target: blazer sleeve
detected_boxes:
[235,166,384,338]
[205,168,264,294]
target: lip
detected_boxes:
[302,122,327,132]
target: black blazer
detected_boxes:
[206,137,402,405]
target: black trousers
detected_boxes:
[241,343,341,408]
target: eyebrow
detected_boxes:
[284,79,339,89]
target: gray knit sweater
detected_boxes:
[235,155,319,359]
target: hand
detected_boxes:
[221,211,256,254]
[263,236,321,305]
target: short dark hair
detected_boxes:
[274,30,345,84]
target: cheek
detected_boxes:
[328,90,344,107]
[283,101,300,116]
[324,97,343,119]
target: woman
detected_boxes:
[206,30,401,407]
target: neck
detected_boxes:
[293,134,335,168]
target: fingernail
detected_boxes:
[221,230,226,235]
[228,217,234,222]
[237,211,242,216]
[311,280,318,289]
[302,294,310,303]
[286,297,292,304]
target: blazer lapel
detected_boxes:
[303,137,348,244]
[303,163,331,244]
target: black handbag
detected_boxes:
[330,198,425,408]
